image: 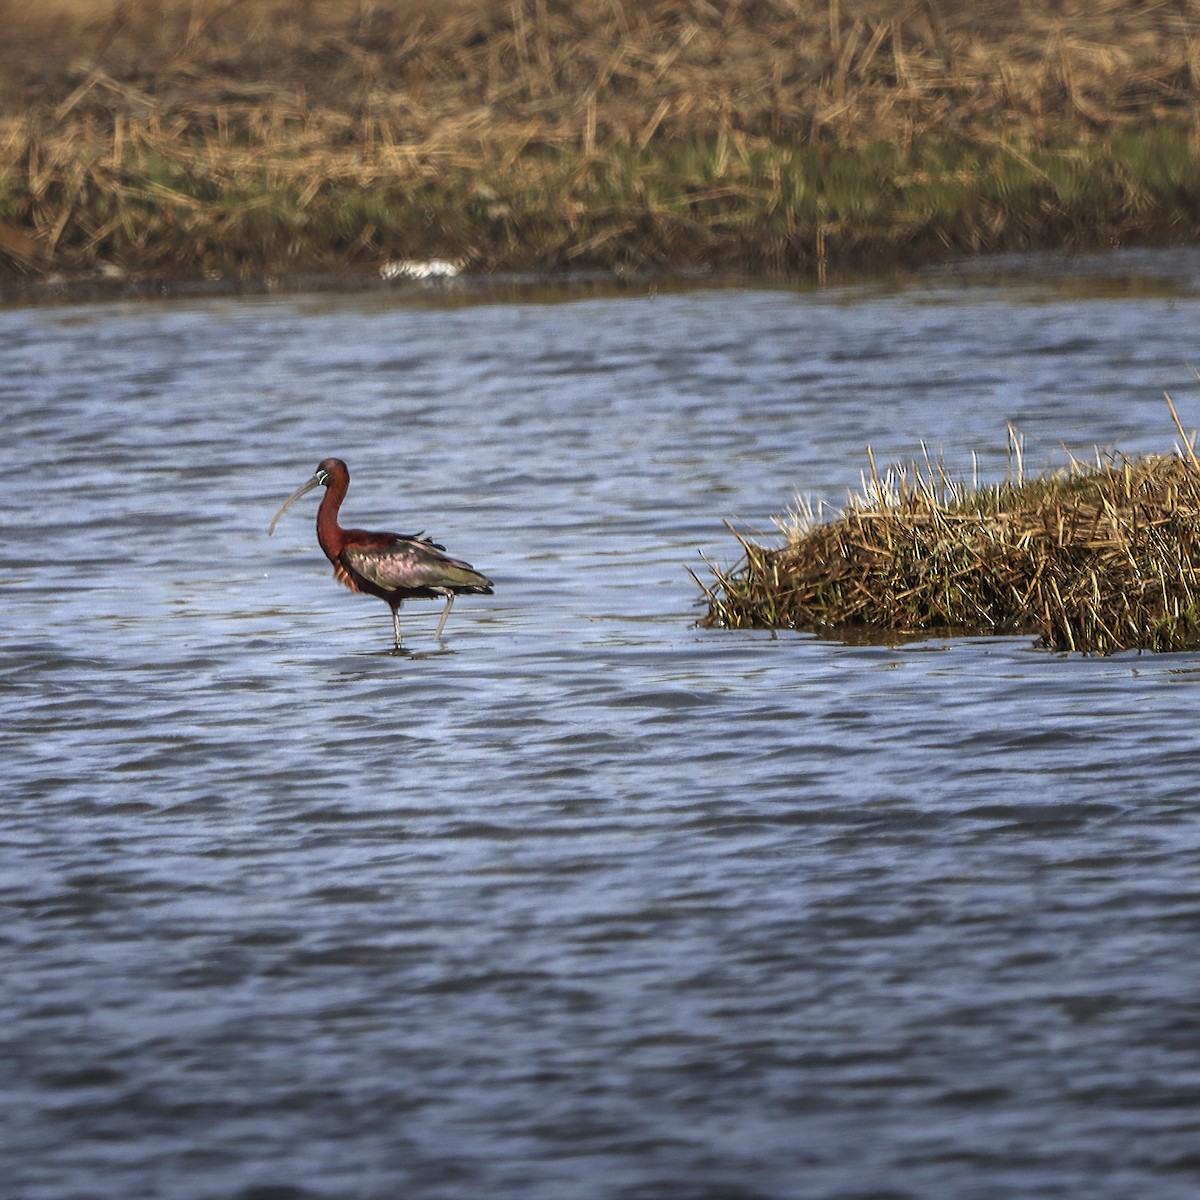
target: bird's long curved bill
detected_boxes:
[268,474,322,535]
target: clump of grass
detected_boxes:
[695,405,1200,654]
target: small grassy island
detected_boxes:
[696,413,1200,654]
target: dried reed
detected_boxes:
[695,413,1200,654]
[3,1,1200,278]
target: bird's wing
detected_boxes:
[402,531,446,551]
[343,535,492,593]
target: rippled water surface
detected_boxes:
[6,252,1200,1199]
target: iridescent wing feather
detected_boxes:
[342,535,493,595]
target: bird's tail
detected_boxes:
[444,559,494,594]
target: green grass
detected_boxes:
[6,121,1200,278]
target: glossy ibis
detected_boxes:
[268,458,493,648]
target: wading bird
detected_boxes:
[268,458,493,649]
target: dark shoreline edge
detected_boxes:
[8,240,1200,310]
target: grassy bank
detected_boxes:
[3,0,1200,280]
[694,416,1200,654]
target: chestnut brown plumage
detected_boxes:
[268,458,493,648]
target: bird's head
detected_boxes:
[315,457,350,485]
[268,458,349,535]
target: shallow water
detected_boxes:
[5,250,1200,1199]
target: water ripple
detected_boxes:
[4,270,1200,1198]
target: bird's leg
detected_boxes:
[434,592,455,640]
[391,605,403,649]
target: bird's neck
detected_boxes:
[316,478,348,561]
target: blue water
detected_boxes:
[4,253,1200,1199]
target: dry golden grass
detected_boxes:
[3,1,1200,277]
[695,408,1200,654]
[10,0,1200,142]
